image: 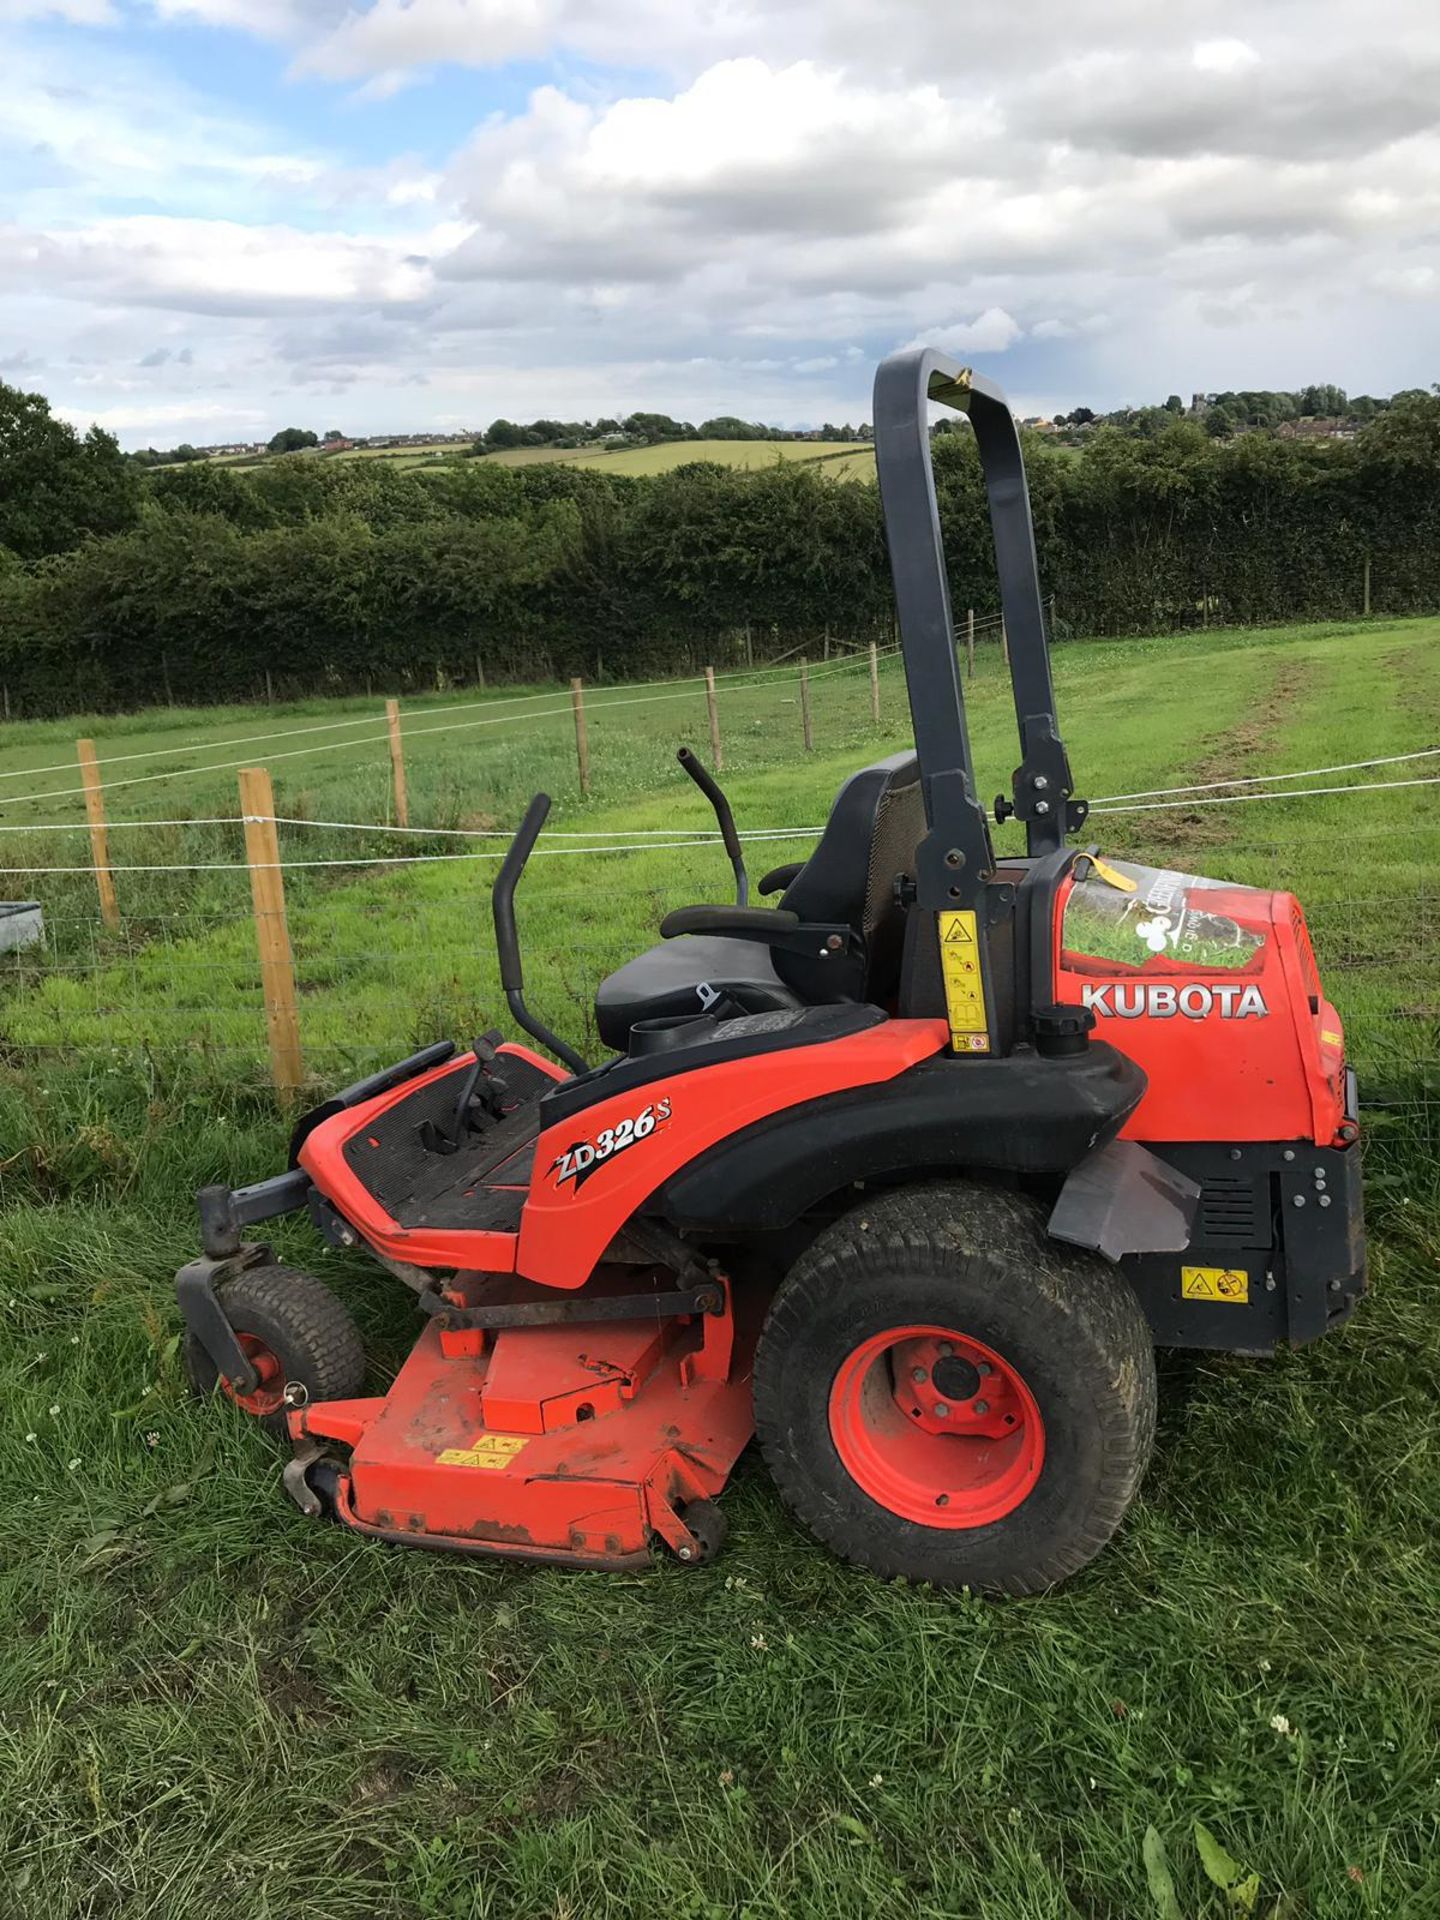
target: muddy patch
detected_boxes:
[1109,659,1313,862]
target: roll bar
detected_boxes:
[872,348,1084,906]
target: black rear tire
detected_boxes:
[753,1183,1156,1595]
[183,1264,365,1438]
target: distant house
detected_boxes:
[1275,417,1356,441]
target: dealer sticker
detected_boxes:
[1181,1265,1249,1304]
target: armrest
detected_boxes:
[660,905,800,941]
[757,861,805,896]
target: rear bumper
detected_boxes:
[1119,1133,1366,1355]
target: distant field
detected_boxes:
[160,438,877,480]
[485,437,876,478]
[330,441,466,462]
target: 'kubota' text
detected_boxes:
[1081,982,1268,1020]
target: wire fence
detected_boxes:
[0,635,1436,1170]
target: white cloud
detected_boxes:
[1373,264,1440,298]
[295,0,560,83]
[55,397,266,431]
[0,0,115,20]
[0,216,451,316]
[1192,37,1260,73]
[902,309,1023,355]
[6,0,1440,443]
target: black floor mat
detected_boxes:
[341,1053,554,1233]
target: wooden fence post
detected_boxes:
[475,650,486,691]
[76,739,120,932]
[264,668,274,704]
[869,640,881,725]
[385,697,409,827]
[1001,616,1010,667]
[966,608,975,680]
[800,658,813,752]
[1363,554,1372,617]
[238,766,303,1097]
[571,677,591,796]
[705,665,723,771]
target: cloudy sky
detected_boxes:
[2,0,1437,446]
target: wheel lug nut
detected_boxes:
[937,1343,953,1357]
[973,1399,989,1416]
[976,1361,991,1377]
[933,1403,949,1419]
[911,1366,928,1383]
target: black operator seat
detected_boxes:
[593,752,923,1050]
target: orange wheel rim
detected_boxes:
[220,1332,286,1417]
[828,1324,1044,1528]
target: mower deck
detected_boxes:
[293,1271,755,1567]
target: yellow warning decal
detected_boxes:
[1088,857,1138,894]
[937,910,990,1055]
[1181,1265,1249,1304]
[437,1434,529,1470]
[1320,1029,1342,1048]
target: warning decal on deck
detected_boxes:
[437,1435,529,1470]
[937,910,990,1055]
[1181,1265,1249,1304]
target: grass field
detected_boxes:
[483,438,875,479]
[1,620,1438,1917]
[167,438,877,481]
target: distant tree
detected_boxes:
[1066,407,1096,426]
[699,415,770,440]
[1299,383,1347,418]
[0,379,140,560]
[482,419,527,450]
[1360,388,1440,467]
[624,411,692,444]
[130,442,206,467]
[267,427,319,455]
[1164,394,1184,414]
[323,428,346,444]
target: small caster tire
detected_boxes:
[674,1499,727,1566]
[183,1264,365,1438]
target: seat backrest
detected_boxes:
[775,751,923,1004]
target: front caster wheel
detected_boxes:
[753,1184,1157,1596]
[673,1499,727,1566]
[183,1264,365,1437]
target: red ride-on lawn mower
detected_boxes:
[179,349,1366,1594]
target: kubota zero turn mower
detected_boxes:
[179,349,1366,1594]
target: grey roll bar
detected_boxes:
[872,348,1083,906]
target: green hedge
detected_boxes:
[2,399,1438,715]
